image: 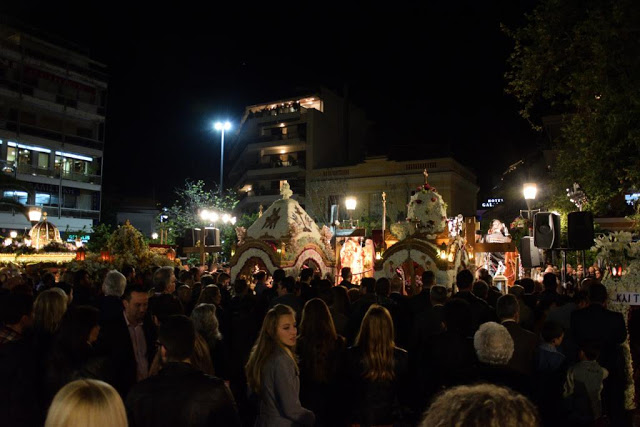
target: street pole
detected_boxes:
[219,128,225,195]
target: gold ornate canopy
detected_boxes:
[29,212,63,250]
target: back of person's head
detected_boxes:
[347,287,361,304]
[331,285,350,314]
[588,283,608,304]
[579,340,601,361]
[272,269,286,285]
[540,321,564,343]
[102,270,126,297]
[73,269,90,287]
[56,306,100,357]
[300,268,313,282]
[198,284,221,305]
[474,322,514,365]
[45,379,127,427]
[476,267,492,285]
[254,270,266,282]
[42,272,56,287]
[422,270,435,288]
[430,285,447,305]
[158,315,195,361]
[0,292,33,325]
[375,278,391,297]
[456,269,474,290]
[299,298,340,382]
[150,293,183,325]
[233,279,248,296]
[420,383,539,427]
[200,274,215,286]
[179,270,193,283]
[341,267,351,280]
[246,304,296,393]
[519,278,535,294]
[444,298,472,336]
[361,277,376,294]
[215,272,230,285]
[280,276,296,294]
[496,294,519,321]
[472,280,489,299]
[34,289,68,334]
[300,298,336,339]
[508,285,525,298]
[543,272,558,291]
[153,266,174,293]
[574,290,589,306]
[355,304,396,381]
[390,275,403,293]
[121,264,135,279]
[191,303,221,341]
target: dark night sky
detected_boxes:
[2,2,541,206]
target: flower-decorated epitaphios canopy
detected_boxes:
[230,181,334,281]
[29,212,63,250]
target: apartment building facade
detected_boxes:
[0,20,106,232]
[227,88,372,212]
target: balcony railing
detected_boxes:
[12,162,102,185]
[0,119,104,151]
[254,159,306,170]
[240,185,305,200]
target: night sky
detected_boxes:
[2,1,540,207]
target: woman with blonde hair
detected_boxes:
[344,304,409,426]
[245,304,315,426]
[34,288,68,334]
[45,379,127,427]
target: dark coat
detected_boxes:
[98,295,124,324]
[502,320,538,375]
[452,291,496,332]
[126,362,240,427]
[409,304,445,352]
[97,312,157,397]
[390,292,412,348]
[343,346,409,426]
[0,335,40,427]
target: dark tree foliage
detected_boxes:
[504,0,640,215]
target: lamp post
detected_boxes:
[522,183,538,236]
[345,197,357,228]
[214,121,232,195]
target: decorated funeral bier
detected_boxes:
[229,181,335,281]
[375,170,472,286]
[593,232,640,410]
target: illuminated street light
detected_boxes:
[345,197,357,227]
[214,121,232,195]
[28,207,42,222]
[523,183,538,200]
[152,232,159,240]
[9,231,17,239]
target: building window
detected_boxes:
[35,192,59,206]
[18,149,32,165]
[38,152,49,169]
[3,190,28,204]
[7,147,16,163]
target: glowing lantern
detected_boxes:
[75,247,86,261]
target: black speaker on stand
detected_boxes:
[520,236,543,268]
[534,212,561,249]
[568,211,595,250]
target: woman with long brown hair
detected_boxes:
[246,304,315,426]
[297,298,346,425]
[344,304,409,426]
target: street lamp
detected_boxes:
[214,121,232,195]
[28,207,42,223]
[346,197,357,228]
[521,183,539,236]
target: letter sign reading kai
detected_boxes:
[612,292,640,305]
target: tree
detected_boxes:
[162,180,239,259]
[504,0,640,215]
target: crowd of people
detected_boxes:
[0,261,632,426]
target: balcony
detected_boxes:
[9,162,102,185]
[0,119,104,151]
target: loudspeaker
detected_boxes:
[520,236,543,268]
[568,211,594,250]
[533,212,560,249]
[204,227,220,246]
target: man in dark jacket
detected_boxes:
[98,284,156,398]
[571,283,628,425]
[98,270,127,323]
[496,294,537,375]
[126,315,240,426]
[452,269,495,332]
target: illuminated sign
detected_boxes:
[66,234,90,243]
[625,193,640,206]
[481,198,504,208]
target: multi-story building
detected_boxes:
[307,156,479,225]
[0,20,106,232]
[227,88,372,212]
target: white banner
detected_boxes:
[610,292,640,306]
